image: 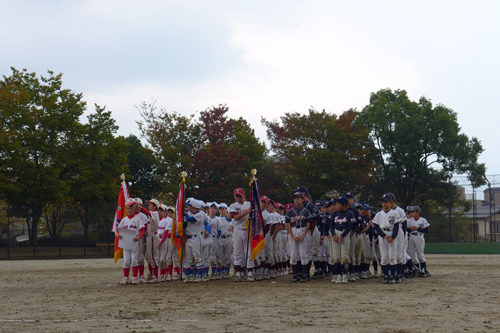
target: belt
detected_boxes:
[294,225,306,229]
[221,235,232,239]
[411,232,423,236]
[186,234,199,239]
[336,228,345,232]
[382,228,393,231]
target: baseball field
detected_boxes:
[1,254,499,333]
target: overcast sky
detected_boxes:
[2,0,499,198]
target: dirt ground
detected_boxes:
[1,255,499,333]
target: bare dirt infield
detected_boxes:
[1,255,499,333]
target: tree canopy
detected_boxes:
[355,88,486,208]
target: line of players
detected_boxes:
[116,187,430,285]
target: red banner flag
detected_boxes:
[113,181,129,263]
[250,179,266,260]
[171,181,185,259]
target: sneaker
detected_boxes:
[166,274,173,282]
[120,277,129,285]
[202,274,210,282]
[335,274,342,283]
[389,277,396,284]
[312,271,319,279]
[255,273,262,281]
[367,271,373,278]
[139,276,147,283]
[223,271,229,279]
[425,270,431,277]
[159,275,166,282]
[247,271,255,282]
[395,276,401,284]
[348,273,356,282]
[183,276,191,283]
[146,274,154,282]
[373,271,379,278]
[382,276,389,284]
[418,271,426,278]
[172,272,179,281]
[291,275,299,282]
[331,275,336,283]
[194,275,202,283]
[319,270,325,278]
[210,274,217,281]
[148,277,158,283]
[234,272,241,282]
[270,270,276,279]
[300,274,311,282]
[342,274,348,283]
[131,277,139,285]
[216,272,222,280]
[354,273,359,280]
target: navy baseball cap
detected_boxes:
[353,202,361,209]
[337,196,348,206]
[345,192,354,198]
[380,193,392,202]
[293,192,305,199]
[293,186,310,196]
[408,206,421,213]
[387,192,396,201]
[315,200,324,207]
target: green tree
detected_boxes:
[0,67,127,246]
[124,134,158,198]
[355,88,486,208]
[262,108,373,201]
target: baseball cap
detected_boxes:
[134,198,143,205]
[234,188,245,196]
[210,202,219,209]
[149,199,160,208]
[199,200,206,208]
[353,202,361,209]
[260,196,270,203]
[293,186,308,193]
[293,192,305,199]
[380,193,392,202]
[126,198,135,206]
[190,199,203,209]
[315,200,324,207]
[327,199,337,206]
[219,203,228,209]
[159,204,168,210]
[167,206,175,212]
[205,202,211,208]
[409,206,421,213]
[278,203,284,209]
[345,192,354,198]
[274,202,280,210]
[337,196,348,206]
[387,193,396,202]
[186,197,194,205]
[285,203,294,211]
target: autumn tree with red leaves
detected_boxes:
[262,108,374,201]
[137,103,266,203]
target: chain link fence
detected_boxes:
[1,201,499,259]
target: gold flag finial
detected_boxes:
[120,174,125,181]
[180,171,187,182]
[251,169,257,176]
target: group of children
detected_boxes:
[115,186,431,285]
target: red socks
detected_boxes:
[132,266,139,277]
[123,267,130,278]
[167,265,173,276]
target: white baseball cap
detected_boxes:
[218,203,228,209]
[210,202,219,209]
[190,199,203,209]
[126,198,135,206]
[135,198,143,205]
[149,199,160,208]
[199,200,206,208]
[160,204,168,211]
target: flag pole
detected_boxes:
[244,169,257,281]
[179,171,187,282]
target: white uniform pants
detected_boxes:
[233,228,254,268]
[349,232,357,264]
[395,231,405,264]
[408,233,426,264]
[166,238,179,268]
[379,234,399,265]
[332,229,351,265]
[184,235,204,269]
[137,238,145,266]
[280,232,288,262]
[272,233,281,264]
[311,227,321,261]
[219,235,233,267]
[289,227,311,265]
[158,236,168,269]
[123,248,139,268]
[264,232,275,265]
[364,234,375,263]
[354,233,365,265]
[146,235,160,267]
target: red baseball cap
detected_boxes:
[274,202,280,210]
[260,196,270,203]
[285,203,294,211]
[234,188,245,196]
